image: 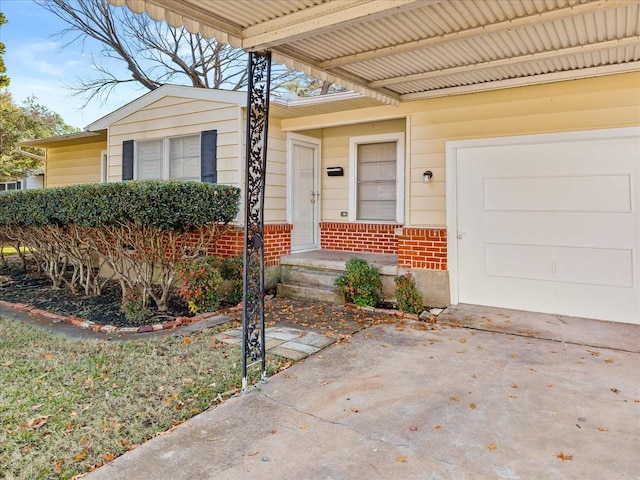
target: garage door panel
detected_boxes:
[485,243,554,281]
[452,127,639,324]
[460,276,638,322]
[484,212,635,248]
[485,243,633,287]
[555,246,633,287]
[484,175,632,212]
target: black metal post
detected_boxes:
[241,50,271,393]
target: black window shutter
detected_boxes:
[122,140,134,181]
[200,130,217,183]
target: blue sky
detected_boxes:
[1,0,143,128]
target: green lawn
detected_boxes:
[0,318,284,479]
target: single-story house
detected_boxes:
[0,173,44,191]
[21,0,640,325]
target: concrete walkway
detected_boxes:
[85,308,640,480]
[214,326,335,360]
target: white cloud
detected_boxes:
[13,40,68,77]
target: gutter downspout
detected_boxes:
[15,146,46,162]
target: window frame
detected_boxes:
[348,132,405,223]
[133,134,202,181]
[0,181,22,191]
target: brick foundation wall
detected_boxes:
[318,222,447,271]
[210,224,292,267]
[319,222,401,254]
[398,227,447,271]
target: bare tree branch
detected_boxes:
[35,0,333,103]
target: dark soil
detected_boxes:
[0,256,190,327]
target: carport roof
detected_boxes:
[109,0,640,106]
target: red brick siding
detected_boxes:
[210,224,292,267]
[319,222,401,254]
[263,224,292,267]
[319,223,447,271]
[397,227,447,271]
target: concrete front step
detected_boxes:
[278,250,399,303]
[277,283,345,304]
[280,251,398,276]
[282,267,341,288]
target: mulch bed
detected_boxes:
[0,256,190,328]
[0,256,401,337]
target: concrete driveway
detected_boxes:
[85,306,640,480]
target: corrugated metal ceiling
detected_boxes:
[110,0,640,105]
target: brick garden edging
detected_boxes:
[0,299,228,335]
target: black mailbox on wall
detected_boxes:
[326,167,344,176]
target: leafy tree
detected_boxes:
[0,91,78,179]
[0,12,9,88]
[35,0,306,104]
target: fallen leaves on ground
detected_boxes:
[396,454,408,463]
[557,452,573,461]
[488,443,497,450]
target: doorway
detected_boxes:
[288,134,321,252]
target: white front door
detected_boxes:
[288,134,320,252]
[447,127,640,324]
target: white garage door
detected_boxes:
[447,127,639,324]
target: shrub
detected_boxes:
[0,181,240,312]
[335,257,382,307]
[220,255,243,305]
[394,273,424,314]
[176,257,224,314]
[121,287,152,325]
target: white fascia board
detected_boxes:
[86,85,247,131]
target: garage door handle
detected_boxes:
[457,231,467,239]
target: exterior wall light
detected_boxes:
[423,170,433,184]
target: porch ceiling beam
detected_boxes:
[319,0,630,69]
[241,0,430,50]
[369,36,640,89]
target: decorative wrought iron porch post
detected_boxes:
[241,50,271,393]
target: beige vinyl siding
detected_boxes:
[319,119,406,222]
[46,140,107,187]
[282,72,640,227]
[108,96,242,185]
[264,118,287,224]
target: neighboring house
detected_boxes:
[20,74,640,325]
[0,172,44,191]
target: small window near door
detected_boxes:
[357,142,397,221]
[349,133,404,223]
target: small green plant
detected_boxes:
[220,255,243,305]
[335,257,382,307]
[121,286,152,325]
[394,273,424,314]
[176,257,223,314]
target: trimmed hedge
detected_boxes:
[0,181,240,231]
[0,181,241,314]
